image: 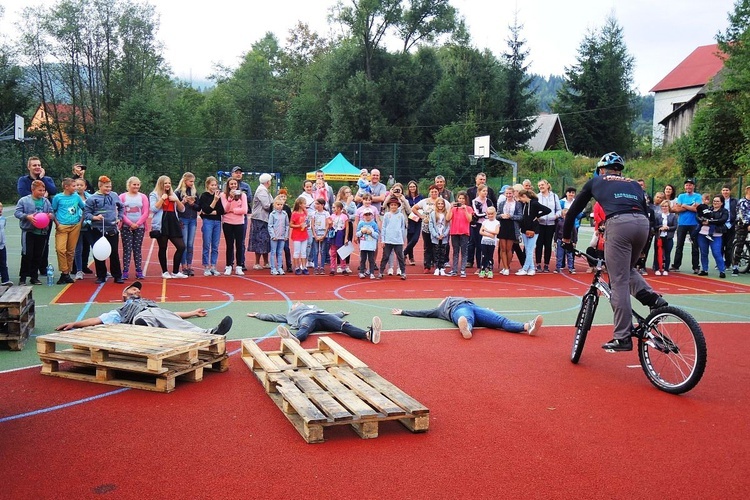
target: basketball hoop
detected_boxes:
[468,155,480,166]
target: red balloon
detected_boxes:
[32,212,50,229]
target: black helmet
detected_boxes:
[596,152,625,171]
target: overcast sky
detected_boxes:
[0,0,737,94]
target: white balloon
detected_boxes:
[92,237,112,261]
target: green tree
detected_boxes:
[497,17,536,152]
[552,15,636,156]
[717,0,750,168]
[676,93,743,178]
[334,0,403,80]
[1,7,30,127]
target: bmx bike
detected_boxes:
[570,249,707,394]
[732,231,750,274]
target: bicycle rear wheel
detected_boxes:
[571,292,598,364]
[732,241,750,273]
[638,306,707,394]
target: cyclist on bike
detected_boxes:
[562,152,667,352]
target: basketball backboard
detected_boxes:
[474,135,490,158]
[15,115,24,142]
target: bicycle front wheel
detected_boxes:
[732,241,750,273]
[571,292,598,364]
[638,306,707,394]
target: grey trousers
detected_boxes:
[604,213,656,339]
[133,308,208,333]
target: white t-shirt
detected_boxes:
[480,219,500,245]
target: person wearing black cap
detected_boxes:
[671,178,702,274]
[55,281,233,335]
[562,152,667,352]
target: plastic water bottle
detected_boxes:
[46,264,54,286]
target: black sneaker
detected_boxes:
[82,267,94,274]
[698,270,708,276]
[602,337,633,352]
[720,272,726,279]
[650,296,669,311]
[211,316,233,336]
[19,279,27,285]
[732,269,739,276]
[56,275,68,285]
[693,269,700,275]
[30,279,43,285]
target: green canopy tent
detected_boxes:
[306,153,362,182]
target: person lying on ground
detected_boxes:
[247,301,381,344]
[392,296,542,339]
[55,280,233,335]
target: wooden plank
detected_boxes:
[310,370,379,419]
[275,376,328,424]
[285,370,353,422]
[330,367,405,416]
[355,367,429,415]
[317,337,368,369]
[280,339,325,370]
[241,339,281,373]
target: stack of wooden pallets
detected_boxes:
[37,324,228,392]
[0,285,35,351]
[242,336,429,443]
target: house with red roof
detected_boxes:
[27,103,92,153]
[650,44,725,148]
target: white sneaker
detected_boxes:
[502,269,510,276]
[434,268,440,276]
[527,269,536,276]
[369,316,382,344]
[224,266,232,276]
[516,269,528,276]
[161,271,172,279]
[75,271,84,280]
[172,272,188,279]
[277,325,300,344]
[271,269,279,275]
[278,269,285,275]
[306,261,314,268]
[211,268,221,276]
[396,268,402,275]
[662,271,669,276]
[388,268,394,275]
[457,316,472,339]
[204,269,212,276]
[336,267,343,274]
[654,270,661,276]
[527,315,543,335]
[235,266,244,276]
[439,269,447,276]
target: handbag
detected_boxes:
[149,229,161,239]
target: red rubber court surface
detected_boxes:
[1,323,748,498]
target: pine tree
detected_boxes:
[552,15,636,156]
[498,17,537,152]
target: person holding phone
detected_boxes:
[149,176,187,279]
[199,176,225,276]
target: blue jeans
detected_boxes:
[270,239,285,271]
[201,218,221,267]
[698,234,725,272]
[294,312,368,341]
[450,304,525,333]
[555,239,574,270]
[309,238,328,268]
[180,218,197,267]
[521,233,538,271]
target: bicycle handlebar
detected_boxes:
[573,247,605,268]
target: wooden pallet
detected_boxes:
[37,324,228,392]
[242,336,429,443]
[0,285,35,351]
